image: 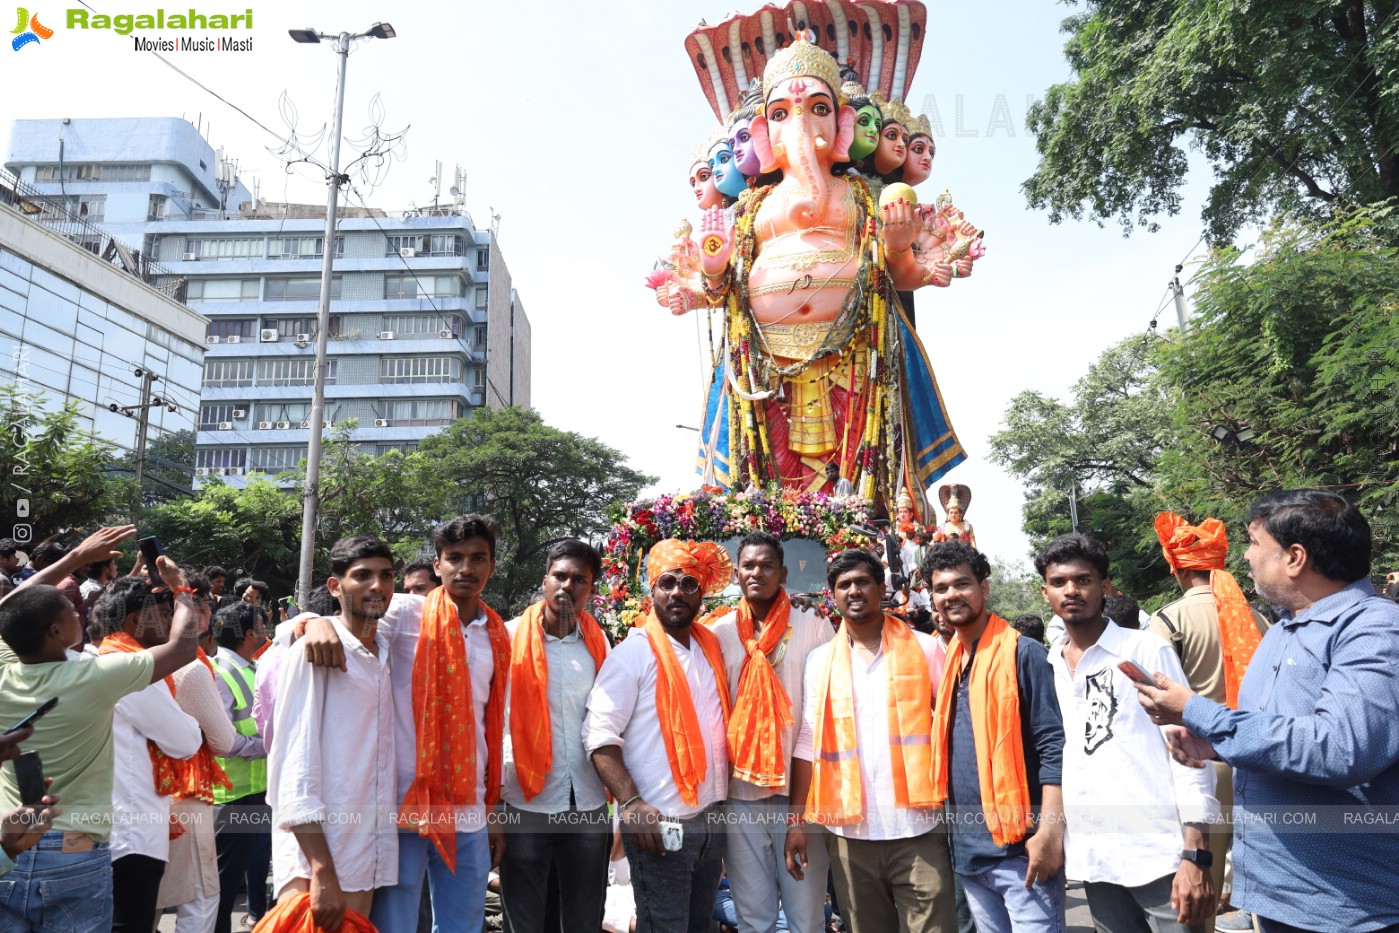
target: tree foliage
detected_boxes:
[0,386,132,544]
[987,557,1052,621]
[1025,0,1399,242]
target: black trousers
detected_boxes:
[214,791,271,933]
[111,853,166,933]
[498,804,610,933]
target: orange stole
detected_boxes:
[642,615,732,808]
[509,601,609,801]
[931,615,1031,847]
[806,615,935,825]
[727,590,794,787]
[250,892,376,932]
[399,589,511,872]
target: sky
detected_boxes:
[2,0,1216,568]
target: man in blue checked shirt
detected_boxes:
[1137,490,1399,933]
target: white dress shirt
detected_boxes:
[1048,621,1219,887]
[711,604,835,800]
[110,679,202,862]
[268,614,397,895]
[379,593,498,833]
[793,629,945,841]
[502,614,609,813]
[584,627,729,819]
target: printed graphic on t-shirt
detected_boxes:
[1083,668,1117,754]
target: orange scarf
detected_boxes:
[250,892,376,932]
[806,615,935,825]
[1155,512,1263,708]
[98,637,231,828]
[399,588,511,872]
[642,614,732,808]
[931,615,1030,846]
[726,590,794,787]
[509,600,609,801]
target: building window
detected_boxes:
[35,163,151,182]
[203,360,256,388]
[423,234,463,257]
[268,236,343,259]
[376,442,419,456]
[264,316,341,339]
[473,367,486,388]
[472,324,486,348]
[38,195,106,222]
[380,356,461,385]
[384,398,458,426]
[475,288,488,309]
[148,195,168,221]
[386,234,420,256]
[198,403,246,430]
[476,248,489,272]
[205,319,257,339]
[250,447,308,473]
[265,276,341,301]
[185,237,263,260]
[382,314,461,337]
[253,402,312,425]
[187,279,259,302]
[384,275,464,300]
[195,448,248,470]
[257,358,334,387]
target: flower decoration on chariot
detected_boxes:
[761,33,845,107]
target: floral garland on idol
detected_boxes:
[596,485,875,639]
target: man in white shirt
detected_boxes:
[1036,533,1218,933]
[586,539,733,933]
[268,535,399,930]
[785,549,954,933]
[500,540,612,933]
[711,531,833,933]
[96,575,204,933]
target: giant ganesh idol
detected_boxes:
[649,0,984,517]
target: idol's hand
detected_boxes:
[881,198,919,255]
[921,258,953,288]
[697,206,734,280]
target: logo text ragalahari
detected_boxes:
[67,7,254,51]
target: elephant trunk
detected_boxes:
[783,115,829,230]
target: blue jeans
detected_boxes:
[369,829,490,933]
[0,831,113,932]
[957,853,1065,933]
[623,804,726,933]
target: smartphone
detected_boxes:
[4,697,58,736]
[138,536,164,574]
[659,819,684,852]
[14,750,45,805]
[1118,660,1154,685]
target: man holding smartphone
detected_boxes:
[0,725,61,878]
[0,526,201,931]
[586,539,733,933]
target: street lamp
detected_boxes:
[290,22,396,608]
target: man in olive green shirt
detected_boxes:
[0,527,199,931]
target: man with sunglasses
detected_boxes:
[586,539,734,933]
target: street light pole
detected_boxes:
[291,22,395,607]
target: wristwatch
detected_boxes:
[1180,849,1213,869]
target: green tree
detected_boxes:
[1024,0,1399,242]
[987,556,1052,622]
[416,407,654,615]
[0,386,132,543]
[988,337,1175,600]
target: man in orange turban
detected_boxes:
[1150,512,1268,930]
[584,539,733,932]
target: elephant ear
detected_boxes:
[750,114,778,174]
[832,105,856,162]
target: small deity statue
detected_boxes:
[895,490,918,540]
[935,484,976,550]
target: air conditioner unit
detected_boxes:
[298,419,311,429]
[225,467,243,476]
[216,421,234,430]
[275,421,291,430]
[232,409,247,419]
[206,335,221,345]
[226,335,242,344]
[295,333,311,343]
[194,467,210,476]
[374,418,390,427]
[211,467,226,476]
[256,421,274,430]
[323,420,332,429]
[377,331,394,340]
[183,251,199,261]
[259,329,279,343]
[399,247,417,258]
[439,329,454,339]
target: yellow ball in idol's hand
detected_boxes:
[879,183,919,208]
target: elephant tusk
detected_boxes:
[814,135,828,150]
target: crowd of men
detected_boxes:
[0,487,1395,933]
